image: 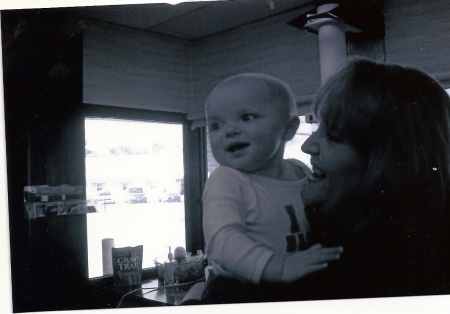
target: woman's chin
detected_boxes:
[301,185,325,208]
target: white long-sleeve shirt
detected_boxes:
[202,159,312,284]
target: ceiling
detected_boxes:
[71,0,314,40]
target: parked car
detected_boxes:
[159,192,181,202]
[86,200,99,213]
[125,187,147,203]
[94,190,115,204]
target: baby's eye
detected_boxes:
[209,121,222,131]
[242,113,256,122]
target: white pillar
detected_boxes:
[307,3,347,85]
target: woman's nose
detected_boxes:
[301,132,318,155]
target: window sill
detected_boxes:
[86,268,202,308]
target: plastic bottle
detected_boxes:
[164,246,175,285]
[164,261,175,285]
[168,246,173,262]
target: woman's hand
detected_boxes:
[282,243,343,283]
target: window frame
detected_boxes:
[83,104,207,279]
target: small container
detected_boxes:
[154,254,205,284]
[164,261,177,285]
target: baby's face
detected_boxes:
[206,80,289,173]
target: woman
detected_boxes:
[299,57,450,299]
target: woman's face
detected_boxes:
[301,123,367,234]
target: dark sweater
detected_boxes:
[201,223,450,304]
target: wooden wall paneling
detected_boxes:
[83,20,194,113]
[384,0,450,82]
[2,9,89,311]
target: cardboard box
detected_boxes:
[24,200,94,219]
[23,185,96,219]
[24,185,83,202]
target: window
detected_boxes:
[284,115,318,168]
[85,117,186,278]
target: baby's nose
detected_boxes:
[225,126,241,138]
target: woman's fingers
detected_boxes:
[316,246,344,262]
[309,243,343,253]
[282,244,344,282]
[302,263,329,275]
[299,245,343,265]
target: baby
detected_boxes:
[202,73,342,296]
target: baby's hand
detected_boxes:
[282,243,343,283]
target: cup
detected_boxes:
[102,238,115,275]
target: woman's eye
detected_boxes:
[242,114,256,121]
[326,131,341,142]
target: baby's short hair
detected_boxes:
[208,72,298,117]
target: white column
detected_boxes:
[307,3,347,85]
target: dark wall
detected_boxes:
[2,9,89,312]
[384,0,450,86]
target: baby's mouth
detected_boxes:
[226,142,250,153]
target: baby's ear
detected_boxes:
[283,116,300,141]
